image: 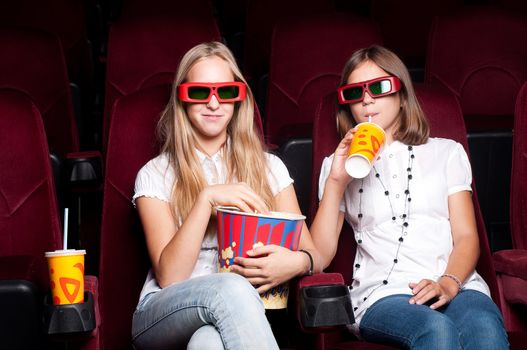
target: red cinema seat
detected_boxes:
[0,0,94,97]
[0,27,79,156]
[266,14,382,146]
[0,88,99,350]
[425,6,527,131]
[370,0,463,80]
[103,17,220,152]
[242,0,335,85]
[493,81,527,333]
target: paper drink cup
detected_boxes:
[216,206,305,309]
[345,122,385,178]
[45,249,86,305]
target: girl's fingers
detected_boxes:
[430,295,449,310]
[256,282,275,294]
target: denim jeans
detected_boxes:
[359,290,509,349]
[132,273,279,350]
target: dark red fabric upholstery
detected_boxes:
[0,88,63,263]
[98,85,170,350]
[0,28,79,156]
[371,0,463,69]
[308,84,502,349]
[494,250,527,282]
[510,81,527,250]
[0,0,93,91]
[103,16,220,151]
[425,7,527,131]
[265,14,382,146]
[492,81,527,333]
[243,0,335,82]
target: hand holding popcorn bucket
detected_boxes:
[216,206,305,309]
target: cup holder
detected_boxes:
[43,291,96,335]
[299,284,354,330]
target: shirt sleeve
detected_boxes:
[266,153,294,195]
[318,155,346,212]
[446,142,473,196]
[132,155,174,206]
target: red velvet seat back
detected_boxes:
[0,88,62,288]
[266,14,382,145]
[99,85,170,350]
[371,0,463,68]
[0,0,93,91]
[99,84,265,349]
[243,0,335,82]
[511,81,527,250]
[309,84,500,348]
[425,7,527,131]
[103,17,220,151]
[0,28,79,156]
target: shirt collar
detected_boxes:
[195,139,229,164]
[380,140,407,154]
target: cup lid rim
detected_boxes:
[45,249,86,257]
[215,206,306,221]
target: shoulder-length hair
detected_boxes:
[336,45,429,145]
[157,41,274,228]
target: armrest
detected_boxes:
[493,249,527,305]
[293,273,354,333]
[0,255,49,290]
[493,249,527,281]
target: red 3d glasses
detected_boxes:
[337,76,402,104]
[178,82,247,103]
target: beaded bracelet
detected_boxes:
[439,273,463,291]
[299,249,313,276]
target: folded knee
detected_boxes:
[413,314,461,349]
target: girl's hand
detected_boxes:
[329,127,357,186]
[408,278,459,309]
[231,245,306,293]
[201,182,269,214]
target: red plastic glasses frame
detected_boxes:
[337,76,402,104]
[178,82,247,103]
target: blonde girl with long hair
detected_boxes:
[310,45,508,349]
[131,41,320,350]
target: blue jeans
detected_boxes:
[359,290,509,349]
[132,273,279,350]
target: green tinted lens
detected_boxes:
[188,86,211,100]
[217,86,239,99]
[369,80,392,95]
[343,86,363,101]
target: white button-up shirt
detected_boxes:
[319,138,490,326]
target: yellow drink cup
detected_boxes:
[345,122,385,178]
[45,249,86,305]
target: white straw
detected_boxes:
[63,208,69,250]
[368,115,372,123]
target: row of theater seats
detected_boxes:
[1,79,527,349]
[2,1,526,149]
[2,3,525,215]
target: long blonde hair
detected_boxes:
[157,41,274,228]
[336,45,429,145]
